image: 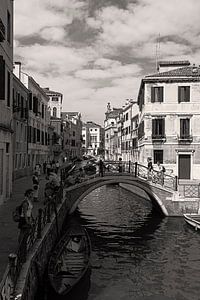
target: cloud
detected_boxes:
[14,0,86,38]
[87,0,200,57]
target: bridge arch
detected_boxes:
[68,177,169,216]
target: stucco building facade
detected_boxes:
[137,60,200,180]
[0,0,13,203]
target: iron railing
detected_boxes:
[0,186,63,299]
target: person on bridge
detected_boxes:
[99,159,104,177]
[147,157,153,180]
[118,157,123,173]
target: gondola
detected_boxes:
[48,225,91,296]
[184,213,200,231]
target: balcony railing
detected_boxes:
[0,18,5,42]
[52,144,62,153]
[178,134,193,143]
[152,134,166,142]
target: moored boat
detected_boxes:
[183,214,200,231]
[48,225,91,296]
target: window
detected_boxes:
[73,131,75,136]
[29,93,32,110]
[138,121,144,139]
[7,71,10,107]
[0,56,5,100]
[126,113,128,121]
[52,97,59,101]
[37,129,40,142]
[151,87,163,103]
[154,150,163,164]
[180,118,190,138]
[7,11,11,44]
[71,140,75,147]
[6,143,9,153]
[152,118,165,139]
[41,104,44,118]
[53,107,57,117]
[178,86,190,102]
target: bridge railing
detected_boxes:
[104,161,177,191]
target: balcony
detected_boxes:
[152,134,166,143]
[178,134,193,143]
[52,144,62,154]
[0,18,5,42]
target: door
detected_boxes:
[178,154,191,179]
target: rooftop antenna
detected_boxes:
[155,33,160,72]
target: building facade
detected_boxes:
[61,112,82,160]
[17,71,51,168]
[43,88,63,161]
[82,121,104,156]
[0,0,13,203]
[12,73,30,179]
[137,60,200,180]
[104,103,122,161]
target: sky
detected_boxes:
[14,0,200,125]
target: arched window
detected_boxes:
[53,107,57,117]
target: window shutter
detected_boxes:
[186,118,190,135]
[180,119,184,136]
[159,87,163,102]
[186,87,190,102]
[178,87,181,103]
[162,118,165,136]
[0,56,5,100]
[29,92,32,110]
[152,119,156,136]
[151,87,155,103]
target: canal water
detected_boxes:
[45,185,200,300]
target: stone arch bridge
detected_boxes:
[64,174,177,216]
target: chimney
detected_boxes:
[14,62,21,80]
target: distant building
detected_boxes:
[120,100,139,162]
[82,121,104,156]
[43,88,63,161]
[104,103,122,160]
[137,60,200,179]
[14,66,51,168]
[0,0,14,203]
[61,112,82,160]
[12,73,30,179]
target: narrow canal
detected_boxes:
[45,185,200,300]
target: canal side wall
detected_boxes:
[14,190,70,300]
[120,183,200,216]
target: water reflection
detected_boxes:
[44,185,200,300]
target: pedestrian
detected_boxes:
[48,171,60,193]
[154,161,164,185]
[32,171,39,202]
[118,157,123,173]
[18,189,34,247]
[147,157,153,180]
[99,159,104,177]
[46,161,51,176]
[35,163,41,176]
[43,161,47,174]
[55,161,60,174]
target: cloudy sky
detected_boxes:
[14,0,200,125]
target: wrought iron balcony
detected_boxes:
[52,144,62,154]
[0,18,5,42]
[152,134,166,142]
[178,134,193,143]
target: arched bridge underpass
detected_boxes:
[64,174,176,216]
